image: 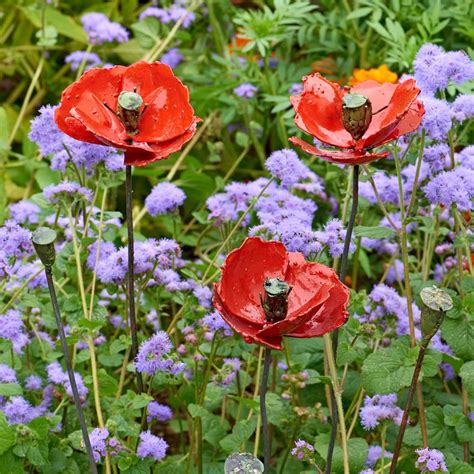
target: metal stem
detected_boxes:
[125,165,143,393]
[45,268,97,474]
[326,164,359,473]
[260,348,272,473]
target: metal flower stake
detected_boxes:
[389,286,453,472]
[54,62,200,393]
[289,72,424,473]
[32,227,98,474]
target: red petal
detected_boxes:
[55,65,126,141]
[289,136,388,165]
[122,62,196,143]
[213,288,283,350]
[357,79,421,149]
[62,117,103,144]
[380,99,425,143]
[216,237,288,326]
[350,80,397,117]
[292,73,354,148]
[124,119,199,166]
[289,278,349,338]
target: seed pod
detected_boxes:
[260,277,292,323]
[117,91,143,135]
[342,93,372,140]
[420,286,453,340]
[32,227,57,268]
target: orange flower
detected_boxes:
[348,64,398,86]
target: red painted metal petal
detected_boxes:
[255,254,335,339]
[217,237,288,326]
[358,79,421,149]
[350,80,397,117]
[289,136,388,165]
[55,65,126,137]
[62,116,103,144]
[292,73,354,148]
[122,62,195,143]
[124,119,199,166]
[381,99,425,143]
[289,277,349,338]
[213,286,283,350]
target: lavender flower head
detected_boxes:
[365,445,393,467]
[81,13,129,45]
[9,200,40,225]
[452,94,474,122]
[29,105,65,156]
[415,448,447,472]
[90,427,109,462]
[201,310,233,338]
[419,97,453,141]
[65,51,102,71]
[137,431,168,461]
[265,149,313,189]
[291,439,314,461]
[1,396,40,425]
[161,48,184,69]
[314,218,355,258]
[0,221,33,258]
[43,181,93,204]
[25,374,43,391]
[147,401,173,423]
[359,394,403,430]
[139,4,196,28]
[234,83,258,99]
[145,182,186,216]
[135,331,185,376]
[0,365,17,383]
[0,309,29,354]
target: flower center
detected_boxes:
[260,277,292,323]
[117,91,144,136]
[342,93,372,141]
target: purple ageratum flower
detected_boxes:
[65,51,102,71]
[139,7,171,23]
[86,241,116,271]
[63,371,88,402]
[201,310,233,337]
[359,171,400,205]
[0,364,17,383]
[420,97,453,141]
[314,218,355,258]
[145,182,186,216]
[234,83,258,99]
[81,13,129,45]
[265,149,313,189]
[423,144,450,173]
[137,431,168,461]
[90,427,109,462]
[9,200,40,225]
[423,166,474,212]
[290,439,315,461]
[192,285,212,308]
[47,361,88,402]
[456,146,474,170]
[135,331,185,376]
[415,448,447,472]
[452,94,474,122]
[439,362,455,382]
[386,259,404,284]
[0,220,33,258]
[288,83,303,95]
[161,48,184,69]
[147,401,173,423]
[43,181,93,204]
[360,394,403,430]
[2,396,40,425]
[0,250,10,279]
[25,375,43,391]
[0,309,29,354]
[168,4,196,28]
[29,105,65,156]
[413,44,474,94]
[366,445,393,467]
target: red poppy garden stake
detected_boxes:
[32,228,98,474]
[214,238,350,473]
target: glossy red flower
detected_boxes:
[55,61,200,166]
[289,73,425,165]
[213,237,350,350]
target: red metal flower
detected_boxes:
[213,237,350,350]
[289,73,425,165]
[55,61,200,166]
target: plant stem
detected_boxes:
[44,267,97,474]
[125,166,143,394]
[326,164,359,473]
[260,348,272,473]
[389,339,431,473]
[462,386,471,463]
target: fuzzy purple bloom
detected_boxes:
[29,105,65,156]
[161,48,184,68]
[147,401,173,423]
[0,309,29,354]
[25,375,43,391]
[137,431,168,461]
[420,97,453,141]
[2,396,40,424]
[9,200,40,225]
[65,51,102,71]
[366,445,393,467]
[452,94,474,122]
[234,83,258,99]
[81,13,129,44]
[415,447,447,472]
[291,439,314,461]
[265,149,313,189]
[90,427,109,462]
[0,365,17,384]
[201,310,233,337]
[0,221,33,258]
[43,181,93,204]
[145,182,186,216]
[359,394,403,430]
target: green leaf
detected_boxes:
[130,17,160,49]
[442,313,474,360]
[354,226,396,239]
[0,413,15,455]
[346,7,373,20]
[21,6,87,43]
[459,361,474,397]
[188,403,208,418]
[334,438,368,473]
[0,383,23,396]
[220,419,256,452]
[455,416,474,443]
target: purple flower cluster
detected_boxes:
[25,374,43,391]
[137,430,168,461]
[0,309,29,354]
[65,51,102,71]
[215,358,241,386]
[0,365,17,383]
[139,2,196,29]
[419,97,453,141]
[147,401,173,423]
[43,181,93,204]
[201,310,233,339]
[0,221,33,258]
[90,428,109,462]
[1,396,41,424]
[46,361,88,402]
[145,182,186,216]
[359,394,403,430]
[135,331,185,376]
[415,448,447,472]
[161,48,184,69]
[234,83,258,99]
[413,43,474,94]
[365,445,393,467]
[314,219,355,257]
[291,439,314,461]
[9,200,40,225]
[81,13,129,44]
[423,166,474,211]
[452,94,474,122]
